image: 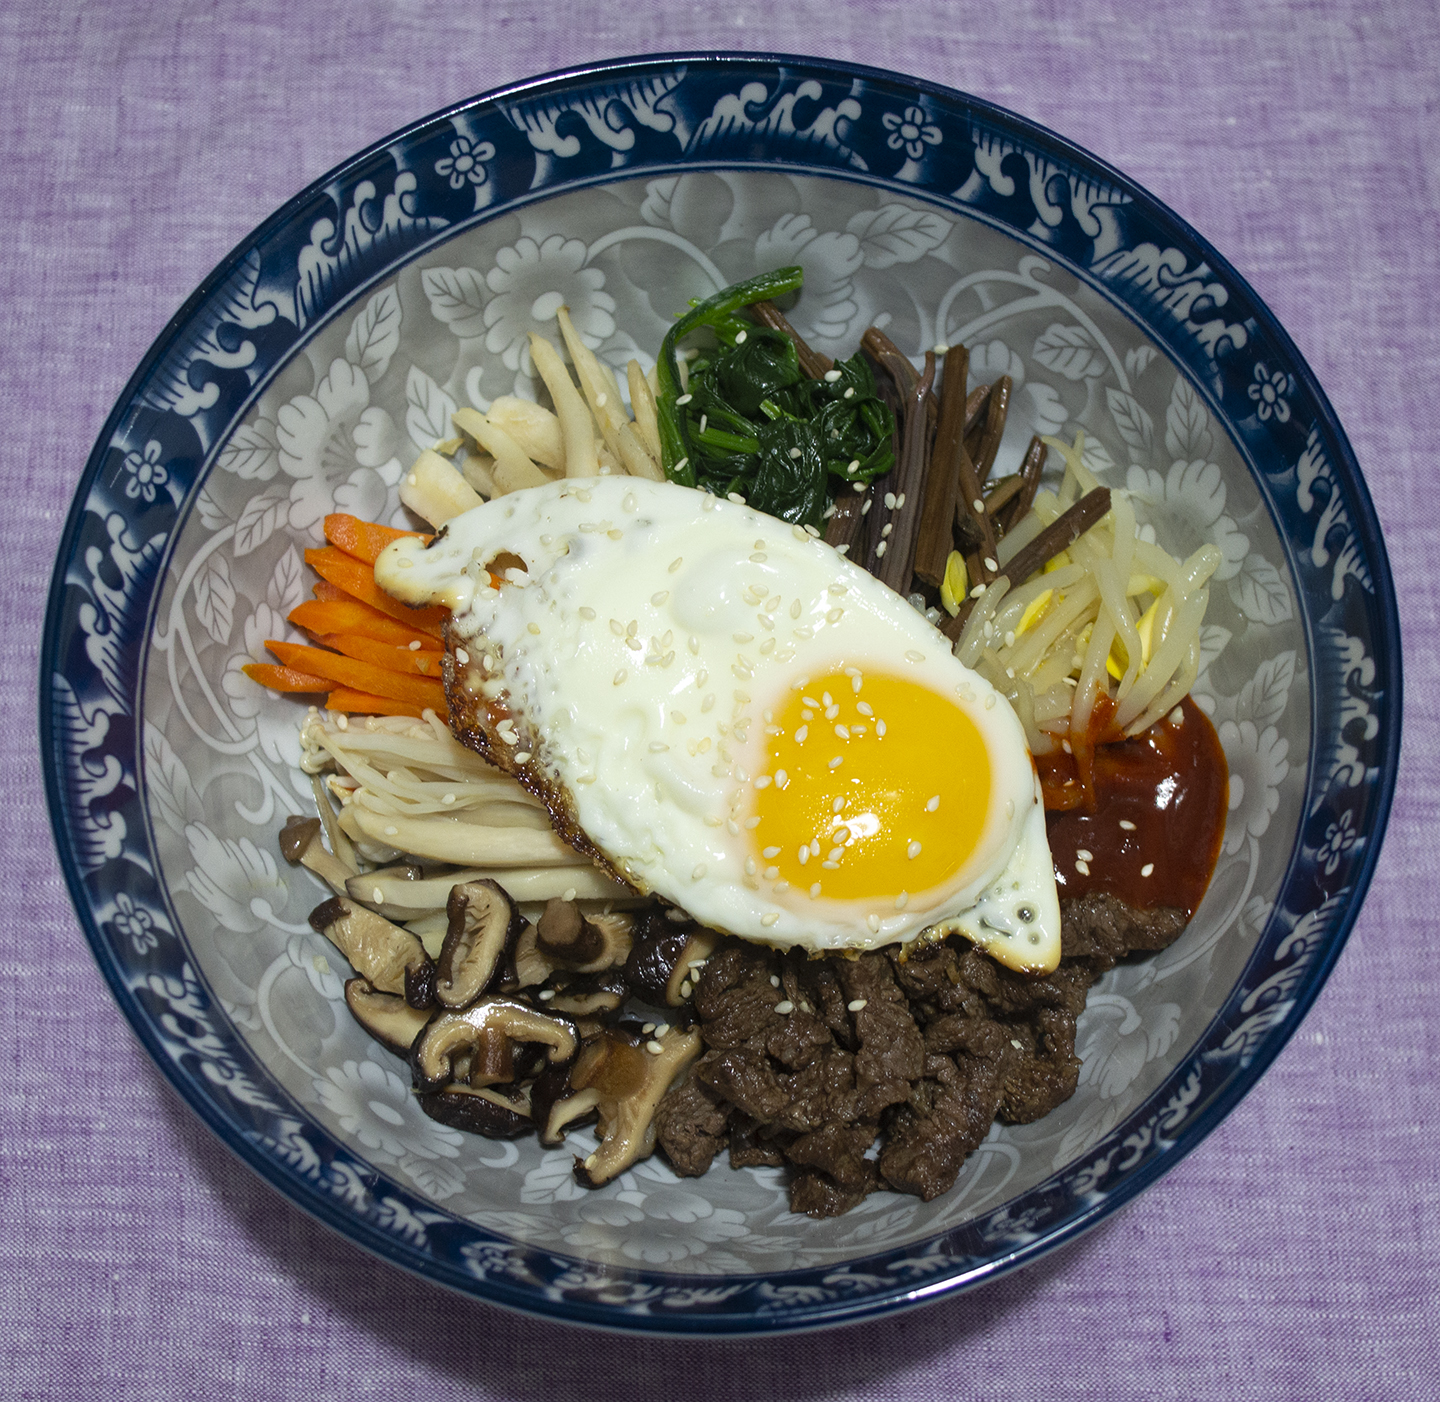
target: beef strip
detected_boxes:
[652,894,1190,1217]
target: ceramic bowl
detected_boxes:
[42,53,1400,1334]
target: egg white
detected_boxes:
[378,476,1060,971]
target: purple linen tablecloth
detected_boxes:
[4,3,1434,1398]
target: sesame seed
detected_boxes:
[762,913,780,928]
[513,751,531,763]
[798,846,810,866]
[809,882,822,898]
[822,860,839,870]
[383,824,397,836]
[827,607,844,623]
[867,913,881,932]
[527,622,542,636]
[774,999,794,1014]
[788,447,802,460]
[745,857,758,876]
[895,892,910,909]
[1119,819,1137,831]
[680,980,693,998]
[728,492,745,504]
[984,557,999,572]
[676,393,693,405]
[881,522,893,538]
[884,491,896,508]
[907,841,922,860]
[770,974,782,988]
[442,793,455,805]
[649,742,670,754]
[856,701,873,717]
[851,477,864,489]
[734,330,747,344]
[794,724,808,743]
[1075,859,1091,876]
[652,590,669,606]
[763,866,779,880]
[613,670,626,685]
[537,988,555,1001]
[844,386,855,399]
[753,775,772,789]
[370,886,384,903]
[875,541,888,557]
[692,863,708,880]
[824,368,843,382]
[750,552,767,563]
[647,1040,664,1054]
[699,414,708,434]
[876,720,887,736]
[828,756,843,769]
[1076,848,1094,862]
[972,498,985,513]
[969,584,986,598]
[1141,863,1155,877]
[848,998,868,1012]
[905,649,924,662]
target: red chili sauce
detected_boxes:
[1037,695,1228,919]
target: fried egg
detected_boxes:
[377,476,1060,972]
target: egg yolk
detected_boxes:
[748,671,994,903]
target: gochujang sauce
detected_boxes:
[1038,696,1228,918]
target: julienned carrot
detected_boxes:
[323,513,430,566]
[304,546,449,638]
[319,633,446,677]
[289,598,436,649]
[242,662,332,693]
[264,640,448,711]
[324,687,438,720]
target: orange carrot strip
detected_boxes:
[265,640,448,710]
[289,598,436,649]
[324,687,437,720]
[242,662,332,693]
[319,633,446,677]
[303,546,448,638]
[323,513,430,566]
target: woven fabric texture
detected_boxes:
[4,3,1435,1398]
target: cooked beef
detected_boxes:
[654,893,1190,1217]
[653,1075,731,1177]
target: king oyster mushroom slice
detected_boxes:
[419,1083,533,1139]
[411,996,578,1095]
[534,899,634,974]
[343,978,432,1054]
[280,815,357,897]
[571,1023,703,1187]
[435,879,525,1009]
[624,912,723,1007]
[309,896,431,1000]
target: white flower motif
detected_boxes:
[122,440,169,503]
[483,235,615,372]
[1317,807,1358,875]
[1247,362,1291,422]
[1218,719,1290,853]
[882,105,942,161]
[559,1185,749,1265]
[435,135,495,191]
[755,214,863,342]
[181,822,286,935]
[1125,459,1250,580]
[274,358,396,531]
[313,1059,463,1162]
[112,892,158,955]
